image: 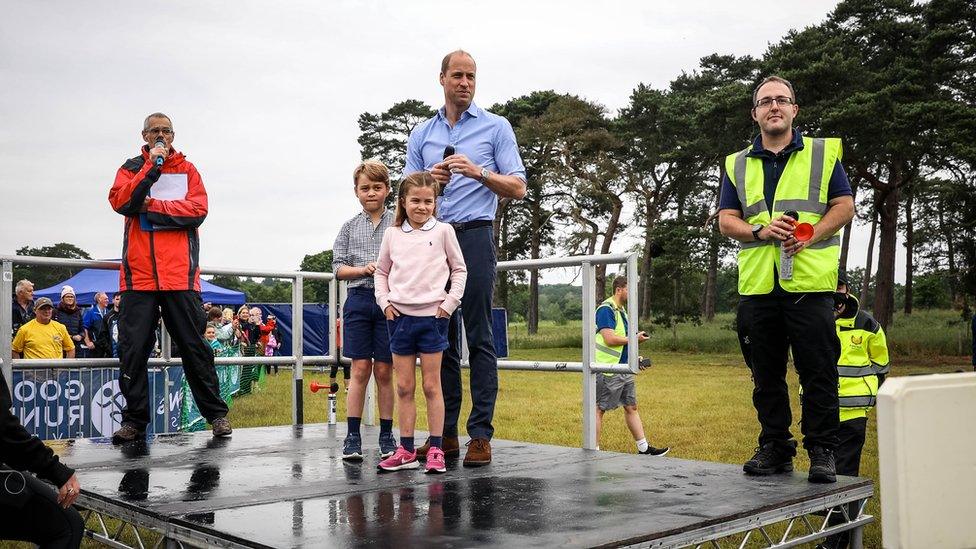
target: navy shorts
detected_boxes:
[342,287,393,363]
[387,314,449,355]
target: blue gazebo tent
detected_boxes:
[34,268,245,306]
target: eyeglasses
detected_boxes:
[755,96,794,109]
[146,127,173,135]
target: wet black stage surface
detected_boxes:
[63,425,871,548]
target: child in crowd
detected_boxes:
[334,160,398,460]
[374,172,467,474]
[204,324,221,355]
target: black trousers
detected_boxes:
[0,473,84,548]
[118,290,228,430]
[738,293,840,451]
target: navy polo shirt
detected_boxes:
[718,129,852,214]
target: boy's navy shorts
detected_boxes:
[342,287,393,363]
[387,314,449,355]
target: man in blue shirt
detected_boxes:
[405,50,526,467]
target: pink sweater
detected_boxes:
[374,218,467,317]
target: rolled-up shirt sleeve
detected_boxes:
[492,119,526,180]
[332,220,351,273]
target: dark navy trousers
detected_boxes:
[441,225,497,440]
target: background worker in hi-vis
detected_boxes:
[816,271,889,549]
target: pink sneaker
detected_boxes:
[378,446,419,471]
[425,447,447,474]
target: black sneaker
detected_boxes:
[638,445,670,456]
[342,432,363,462]
[743,442,795,475]
[808,446,837,483]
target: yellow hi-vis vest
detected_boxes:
[594,297,626,375]
[725,136,843,295]
[835,297,890,421]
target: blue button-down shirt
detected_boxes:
[404,103,526,223]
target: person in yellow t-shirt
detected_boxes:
[11,297,75,360]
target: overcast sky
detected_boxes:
[0,0,905,285]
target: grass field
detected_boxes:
[511,309,975,356]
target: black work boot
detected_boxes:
[808,446,837,483]
[743,441,796,475]
[112,424,146,445]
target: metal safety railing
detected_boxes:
[2,252,640,449]
[346,252,641,449]
[1,255,338,429]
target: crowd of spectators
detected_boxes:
[202,303,281,370]
[8,280,260,364]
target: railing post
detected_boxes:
[627,253,639,373]
[160,321,172,432]
[293,274,305,426]
[160,321,172,362]
[328,278,338,368]
[581,261,598,450]
[1,260,13,397]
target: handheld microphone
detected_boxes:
[154,138,166,167]
[439,145,456,195]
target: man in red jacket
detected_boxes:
[108,112,231,443]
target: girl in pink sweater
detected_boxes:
[374,172,467,474]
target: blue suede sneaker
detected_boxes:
[379,431,398,459]
[342,432,363,462]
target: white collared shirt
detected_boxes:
[400,217,438,233]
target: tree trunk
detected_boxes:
[860,209,878,306]
[640,195,655,320]
[596,198,624,302]
[839,181,857,272]
[527,200,542,335]
[493,199,511,309]
[703,229,719,322]
[840,220,853,273]
[873,183,900,330]
[671,278,679,348]
[904,189,914,315]
[937,196,958,302]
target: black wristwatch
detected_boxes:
[751,223,764,241]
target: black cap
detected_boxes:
[837,268,849,287]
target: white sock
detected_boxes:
[636,438,648,452]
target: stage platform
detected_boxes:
[65,424,873,548]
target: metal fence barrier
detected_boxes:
[2,252,639,449]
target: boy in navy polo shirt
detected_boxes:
[333,160,397,460]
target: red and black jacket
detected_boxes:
[109,147,207,292]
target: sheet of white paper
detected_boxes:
[151,173,188,200]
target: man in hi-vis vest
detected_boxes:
[718,76,855,483]
[594,276,669,456]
